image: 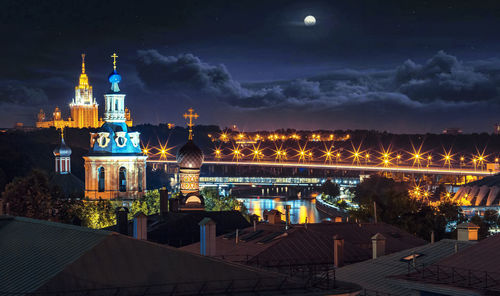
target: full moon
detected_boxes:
[304,15,316,26]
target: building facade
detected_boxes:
[83,54,146,200]
[36,54,132,129]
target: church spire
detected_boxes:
[108,52,122,92]
[183,108,199,141]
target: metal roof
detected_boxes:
[333,239,475,296]
[0,216,110,294]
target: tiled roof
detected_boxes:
[182,222,426,266]
[333,239,475,296]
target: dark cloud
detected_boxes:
[133,50,500,132]
[395,51,497,102]
[136,50,500,113]
[0,81,48,105]
[136,50,248,99]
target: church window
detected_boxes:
[119,167,127,192]
[98,167,105,192]
[138,167,143,192]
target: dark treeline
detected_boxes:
[0,125,499,193]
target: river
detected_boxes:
[238,197,329,224]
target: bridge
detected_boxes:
[198,176,359,186]
[147,159,497,177]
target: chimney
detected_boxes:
[116,207,129,235]
[333,235,344,268]
[169,198,179,213]
[431,231,435,244]
[133,212,148,240]
[159,187,169,215]
[371,233,386,259]
[373,201,377,224]
[457,222,480,241]
[199,217,216,256]
[285,205,291,228]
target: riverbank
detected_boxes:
[315,194,348,219]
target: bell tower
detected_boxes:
[83,53,147,200]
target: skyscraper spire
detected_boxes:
[81,53,86,74]
[78,53,89,88]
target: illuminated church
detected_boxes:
[36,54,132,129]
[83,54,146,200]
[176,108,205,210]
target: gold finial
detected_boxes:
[59,127,65,141]
[183,108,199,140]
[81,53,86,74]
[111,53,118,70]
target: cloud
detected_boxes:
[135,50,500,132]
[394,51,497,102]
[0,81,48,105]
[137,50,249,98]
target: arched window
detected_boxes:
[98,167,105,192]
[119,167,127,192]
[138,167,143,192]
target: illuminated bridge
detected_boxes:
[198,176,359,186]
[147,159,498,177]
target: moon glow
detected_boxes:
[304,15,316,26]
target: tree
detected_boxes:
[1,169,57,220]
[350,175,464,241]
[320,180,340,198]
[201,188,249,215]
[129,189,160,219]
[74,199,117,229]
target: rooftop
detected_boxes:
[333,239,475,296]
[181,222,427,266]
[0,215,359,295]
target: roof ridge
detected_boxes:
[9,216,112,236]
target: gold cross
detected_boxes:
[183,108,199,140]
[111,53,118,70]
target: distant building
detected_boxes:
[442,127,462,135]
[36,54,132,129]
[49,130,84,198]
[83,54,146,200]
[495,123,500,135]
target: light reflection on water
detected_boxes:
[238,197,328,224]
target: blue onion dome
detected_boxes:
[53,138,72,157]
[176,140,204,169]
[108,69,122,84]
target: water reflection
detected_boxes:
[239,197,327,224]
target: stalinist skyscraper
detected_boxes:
[68,54,99,128]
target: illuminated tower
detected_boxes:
[176,108,205,210]
[83,53,147,200]
[53,129,72,174]
[69,54,99,128]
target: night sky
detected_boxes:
[1,0,499,133]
